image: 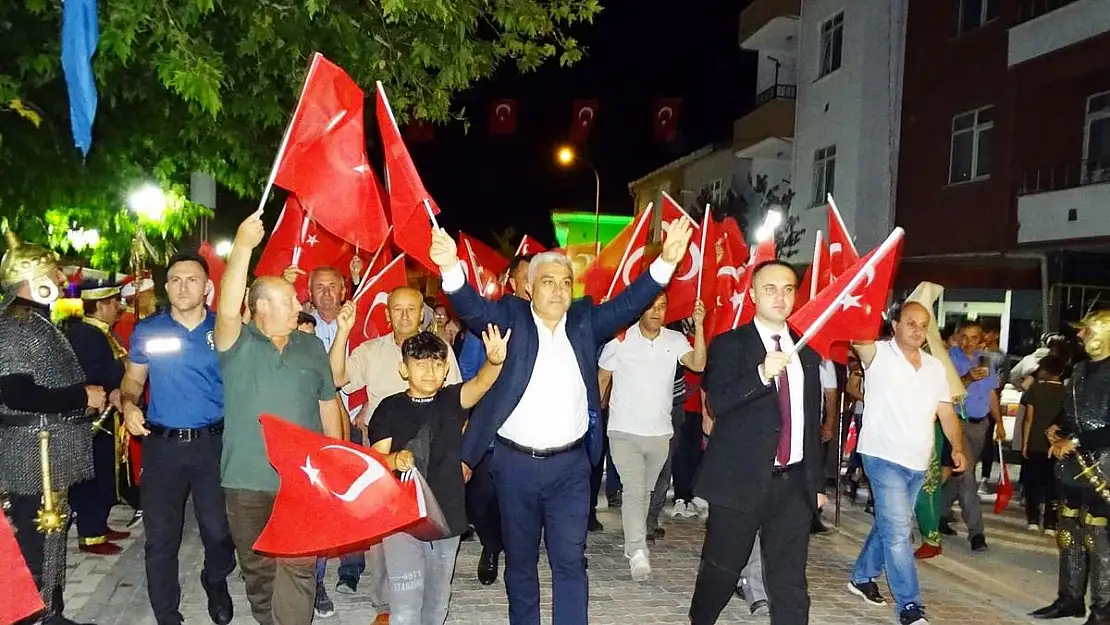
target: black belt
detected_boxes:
[496,436,583,458]
[772,462,803,476]
[148,422,224,442]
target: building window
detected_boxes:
[949,106,994,184]
[708,178,724,204]
[1085,91,1110,184]
[958,0,1000,34]
[819,13,844,78]
[812,145,836,206]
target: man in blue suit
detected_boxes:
[430,220,692,625]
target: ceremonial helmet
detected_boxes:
[1,230,63,304]
[1074,310,1110,359]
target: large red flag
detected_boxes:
[272,54,389,253]
[0,517,45,625]
[796,230,830,311]
[375,82,441,273]
[345,254,409,416]
[581,207,653,303]
[458,233,510,300]
[255,196,362,303]
[710,236,776,338]
[515,235,547,257]
[827,196,859,277]
[198,241,227,310]
[787,228,905,360]
[658,193,712,323]
[254,415,430,557]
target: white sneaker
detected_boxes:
[1028,523,1041,532]
[671,500,690,518]
[691,497,709,519]
[629,549,651,581]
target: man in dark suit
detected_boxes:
[691,259,827,625]
[430,220,692,625]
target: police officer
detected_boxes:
[64,278,131,555]
[120,251,234,625]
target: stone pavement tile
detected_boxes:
[70,501,1037,624]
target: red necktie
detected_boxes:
[772,334,792,466]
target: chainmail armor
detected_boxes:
[0,301,92,494]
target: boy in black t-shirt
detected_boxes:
[367,325,510,625]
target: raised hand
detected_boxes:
[660,218,694,265]
[482,324,512,365]
[394,449,415,472]
[692,300,706,326]
[235,213,266,250]
[336,301,356,333]
[430,228,459,273]
[282,265,306,285]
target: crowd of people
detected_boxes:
[6,213,1110,625]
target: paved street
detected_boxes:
[63,492,1051,625]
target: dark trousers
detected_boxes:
[9,493,67,621]
[690,467,812,625]
[980,415,997,480]
[1024,452,1058,528]
[70,427,116,543]
[466,449,503,554]
[225,489,317,625]
[141,432,236,625]
[493,441,591,625]
[590,410,621,515]
[672,410,705,502]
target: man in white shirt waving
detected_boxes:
[598,293,706,581]
[847,301,967,625]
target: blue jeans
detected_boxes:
[851,454,926,614]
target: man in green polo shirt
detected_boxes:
[214,213,345,625]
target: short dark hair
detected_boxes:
[297,312,316,327]
[750,259,796,285]
[980,318,1000,334]
[1037,355,1066,379]
[957,318,982,333]
[508,254,535,276]
[401,331,449,361]
[167,251,209,276]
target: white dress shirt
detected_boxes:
[600,324,692,437]
[754,318,805,465]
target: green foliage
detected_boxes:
[0,0,601,269]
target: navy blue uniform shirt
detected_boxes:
[129,310,224,428]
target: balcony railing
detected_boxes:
[754,83,797,107]
[1017,158,1110,195]
[1016,0,1082,24]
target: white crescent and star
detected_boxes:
[657,106,674,124]
[578,106,595,126]
[496,103,512,120]
[840,264,876,312]
[621,246,646,286]
[305,234,319,247]
[325,110,348,133]
[364,291,390,338]
[318,444,388,502]
[661,220,702,282]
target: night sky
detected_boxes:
[213,1,755,252]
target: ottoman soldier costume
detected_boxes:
[64,279,132,555]
[1033,310,1110,624]
[0,231,100,625]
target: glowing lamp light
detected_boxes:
[755,209,784,243]
[66,227,100,250]
[556,146,575,166]
[215,240,233,257]
[128,184,168,222]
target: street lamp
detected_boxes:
[755,209,783,243]
[215,240,233,257]
[128,184,168,222]
[555,145,602,256]
[66,227,100,250]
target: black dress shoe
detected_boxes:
[1030,598,1085,619]
[588,516,603,532]
[460,526,476,542]
[201,577,234,625]
[810,517,830,534]
[939,519,957,536]
[477,548,500,585]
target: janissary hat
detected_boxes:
[1,230,60,288]
[78,277,122,301]
[119,271,154,297]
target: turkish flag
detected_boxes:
[709,236,776,339]
[653,98,682,142]
[197,241,227,310]
[0,517,45,625]
[458,233,510,300]
[254,415,431,557]
[489,99,518,136]
[827,196,859,277]
[375,82,441,274]
[273,53,390,253]
[581,207,653,303]
[515,235,546,257]
[344,253,409,416]
[255,196,361,303]
[787,228,905,361]
[658,193,711,324]
[569,99,599,143]
[796,230,831,311]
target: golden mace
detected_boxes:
[34,429,67,533]
[1075,451,1110,504]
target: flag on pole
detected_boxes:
[787,228,905,360]
[826,194,859,277]
[581,206,653,303]
[197,241,228,309]
[458,233,510,300]
[514,235,547,257]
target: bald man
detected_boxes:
[328,286,462,618]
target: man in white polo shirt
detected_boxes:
[846,301,967,625]
[598,293,706,581]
